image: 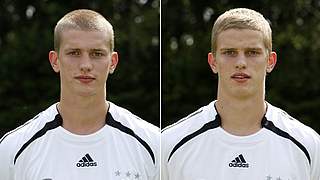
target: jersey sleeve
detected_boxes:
[152,130,160,180]
[310,130,320,180]
[161,151,169,180]
[144,124,160,180]
[152,168,160,180]
[161,131,170,180]
[0,135,15,180]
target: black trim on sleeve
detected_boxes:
[0,114,42,144]
[167,114,221,162]
[106,112,156,164]
[14,114,62,164]
[161,109,203,133]
[261,117,311,165]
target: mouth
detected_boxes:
[74,75,96,83]
[231,73,251,82]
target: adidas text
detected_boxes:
[76,162,97,167]
[228,162,249,168]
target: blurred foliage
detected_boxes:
[163,0,320,133]
[0,0,160,136]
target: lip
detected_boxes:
[231,72,251,83]
[74,75,96,84]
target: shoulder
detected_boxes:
[0,103,59,167]
[265,103,320,167]
[161,101,219,160]
[107,102,159,163]
[266,103,320,145]
[107,101,159,139]
[0,103,59,147]
[162,101,217,139]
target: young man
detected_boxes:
[162,8,320,180]
[0,9,159,180]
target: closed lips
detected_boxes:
[75,76,95,80]
[231,73,250,79]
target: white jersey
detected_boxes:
[161,101,320,180]
[0,102,159,180]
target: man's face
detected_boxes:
[208,29,276,99]
[49,29,118,97]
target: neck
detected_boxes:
[58,92,109,135]
[215,95,266,136]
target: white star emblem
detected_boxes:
[115,170,121,176]
[266,175,272,180]
[134,173,140,179]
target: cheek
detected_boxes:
[253,61,268,72]
[94,63,109,75]
[59,61,79,77]
[60,62,75,73]
[217,61,232,74]
[251,63,267,81]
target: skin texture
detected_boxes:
[207,29,277,136]
[48,29,118,135]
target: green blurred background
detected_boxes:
[163,0,320,133]
[1,0,320,135]
[0,0,160,136]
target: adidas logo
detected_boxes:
[76,153,97,167]
[228,154,249,168]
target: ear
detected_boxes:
[266,51,277,73]
[49,51,60,73]
[109,52,119,74]
[208,52,218,74]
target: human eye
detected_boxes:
[246,49,261,57]
[222,49,237,57]
[66,50,80,56]
[90,50,106,58]
[93,52,104,57]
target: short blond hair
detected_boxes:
[54,9,114,52]
[211,8,272,54]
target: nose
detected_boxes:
[235,53,247,70]
[79,54,93,72]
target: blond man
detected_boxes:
[162,8,320,180]
[0,9,159,180]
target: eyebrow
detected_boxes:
[220,48,237,51]
[219,47,263,51]
[245,47,263,51]
[65,48,80,51]
[91,48,108,52]
[63,48,108,52]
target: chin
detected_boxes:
[233,93,252,100]
[229,87,254,98]
[76,90,97,97]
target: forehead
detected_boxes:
[59,29,109,50]
[216,29,265,50]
